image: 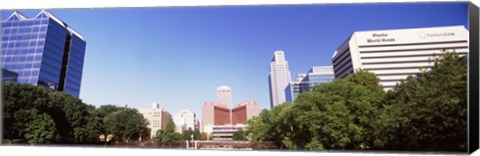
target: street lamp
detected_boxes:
[191,134,194,149]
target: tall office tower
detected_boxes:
[268,50,292,108]
[332,26,468,90]
[217,85,232,126]
[285,66,335,102]
[1,10,86,97]
[173,109,196,133]
[217,85,232,106]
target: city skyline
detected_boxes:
[0,2,469,119]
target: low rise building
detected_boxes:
[138,102,172,139]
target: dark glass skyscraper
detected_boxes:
[1,10,86,97]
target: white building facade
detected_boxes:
[138,103,164,139]
[332,26,469,90]
[173,109,196,133]
[268,50,292,108]
[211,124,245,141]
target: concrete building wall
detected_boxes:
[332,25,469,90]
[173,109,196,133]
[138,105,164,139]
[214,106,230,125]
[162,111,172,130]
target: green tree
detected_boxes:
[103,108,148,143]
[291,71,385,150]
[376,51,467,151]
[24,109,58,144]
[154,120,183,144]
[3,82,49,143]
[47,92,100,143]
[182,128,201,140]
[245,103,298,149]
[94,105,124,139]
[232,130,247,141]
[247,70,385,150]
[96,105,123,118]
[3,82,103,144]
[345,69,385,92]
[293,84,359,150]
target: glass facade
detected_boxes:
[285,66,335,103]
[1,11,86,97]
[2,68,19,82]
[285,82,310,103]
[305,74,335,90]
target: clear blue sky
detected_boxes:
[1,2,468,119]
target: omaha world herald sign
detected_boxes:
[365,31,456,44]
[366,33,396,43]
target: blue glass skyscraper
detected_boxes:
[1,10,86,97]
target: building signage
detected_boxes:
[419,32,455,39]
[366,33,396,43]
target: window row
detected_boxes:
[2,19,48,27]
[67,58,84,70]
[2,41,46,48]
[2,33,46,41]
[2,48,44,54]
[3,26,48,34]
[65,77,81,87]
[2,55,43,62]
[17,77,39,84]
[3,63,41,70]
[38,68,61,82]
[66,71,82,81]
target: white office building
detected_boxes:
[138,103,165,139]
[332,25,469,90]
[173,109,197,133]
[268,50,292,108]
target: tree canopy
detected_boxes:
[246,51,467,151]
[375,51,467,151]
[2,83,149,145]
[103,107,149,143]
[154,120,183,144]
[3,83,100,144]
